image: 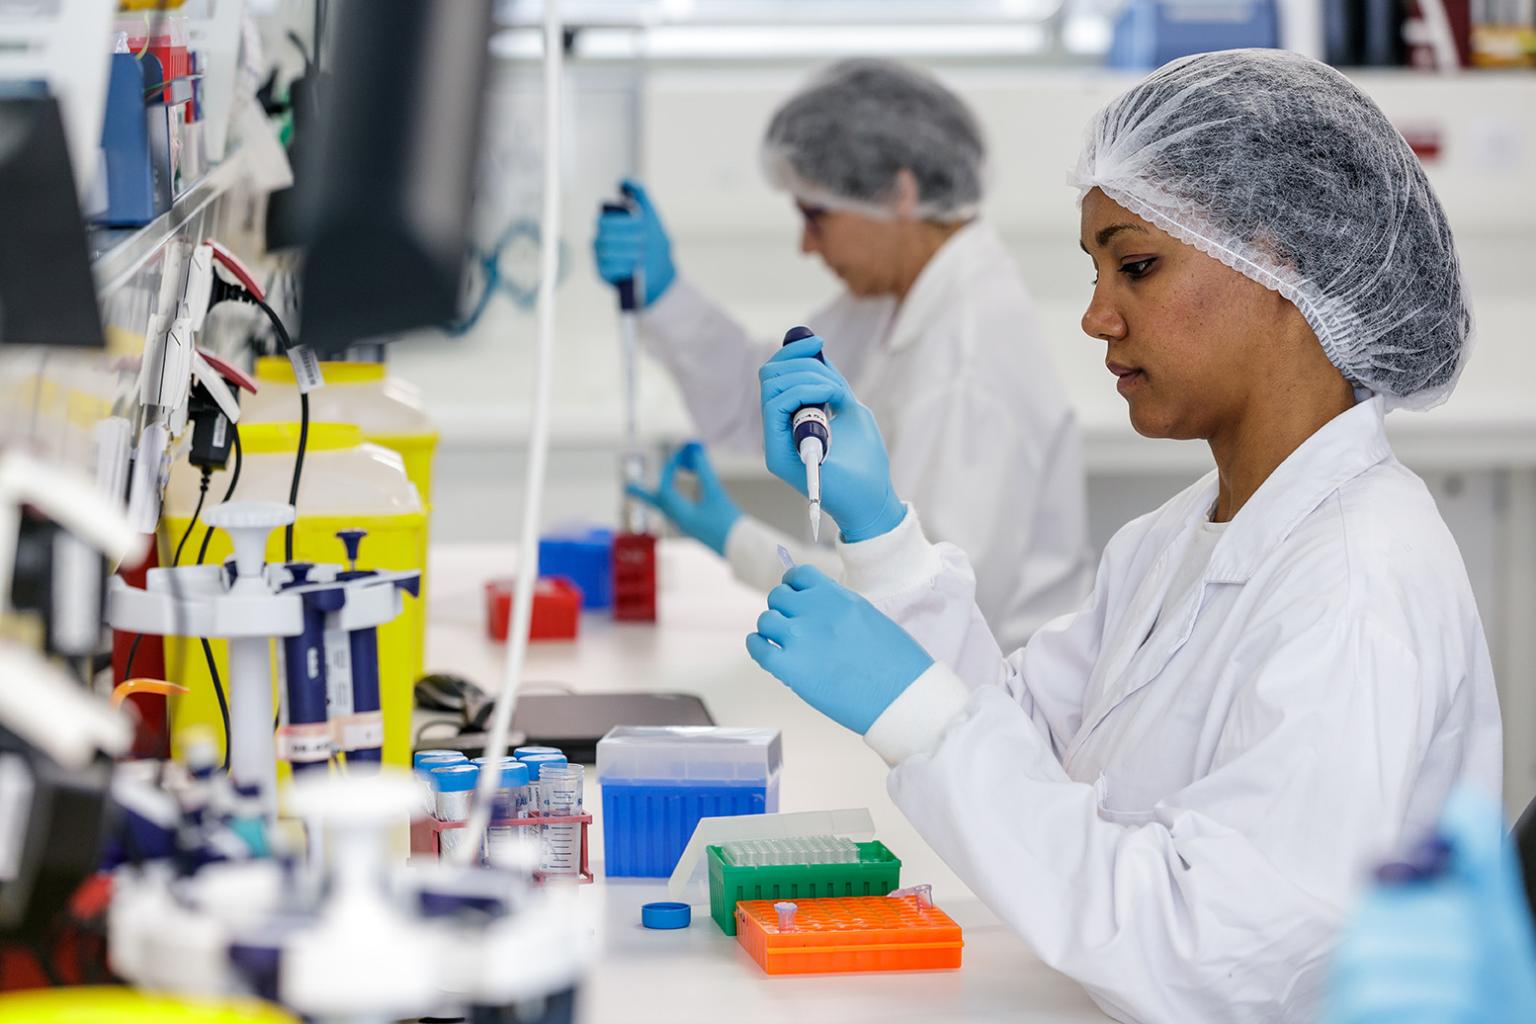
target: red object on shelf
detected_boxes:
[412,813,595,884]
[485,576,582,642]
[611,532,657,622]
[125,33,191,114]
[113,545,168,760]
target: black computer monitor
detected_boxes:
[0,92,104,348]
[296,0,495,355]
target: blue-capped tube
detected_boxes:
[430,763,481,861]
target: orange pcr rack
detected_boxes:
[735,894,963,976]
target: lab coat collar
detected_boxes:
[1066,396,1394,759]
[884,220,1001,353]
[1204,396,1393,584]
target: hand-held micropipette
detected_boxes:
[605,196,648,534]
[781,325,829,541]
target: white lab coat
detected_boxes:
[639,221,1090,650]
[842,396,1502,1024]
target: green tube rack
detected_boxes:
[707,840,902,935]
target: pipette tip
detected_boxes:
[809,501,821,542]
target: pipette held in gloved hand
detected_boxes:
[605,194,649,532]
[601,199,642,319]
[781,325,829,541]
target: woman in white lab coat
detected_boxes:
[745,49,1503,1024]
[594,59,1090,651]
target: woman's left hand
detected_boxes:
[746,565,934,734]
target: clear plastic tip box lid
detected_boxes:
[597,726,782,784]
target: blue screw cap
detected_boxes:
[430,764,480,792]
[641,901,691,930]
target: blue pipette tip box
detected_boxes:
[598,726,782,878]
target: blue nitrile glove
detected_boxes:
[1323,787,1536,1024]
[759,334,905,544]
[745,565,933,734]
[592,178,676,306]
[626,441,742,557]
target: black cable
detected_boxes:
[194,428,240,768]
[201,637,232,773]
[197,428,242,566]
[288,391,309,562]
[27,936,63,987]
[172,467,212,567]
[250,295,306,562]
[124,633,142,681]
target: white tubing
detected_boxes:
[455,0,563,864]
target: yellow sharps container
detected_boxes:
[158,422,426,770]
[242,357,438,506]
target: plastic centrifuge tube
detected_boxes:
[521,752,568,809]
[775,901,798,932]
[538,763,583,876]
[430,763,480,861]
[887,884,934,909]
[484,758,532,865]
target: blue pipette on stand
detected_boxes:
[278,563,345,776]
[332,529,421,770]
[781,325,829,541]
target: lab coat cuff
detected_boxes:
[864,663,971,767]
[836,505,941,601]
[636,275,700,337]
[723,515,787,590]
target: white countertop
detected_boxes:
[425,541,1110,1024]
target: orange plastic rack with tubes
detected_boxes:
[735,894,963,976]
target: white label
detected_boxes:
[323,626,354,715]
[288,345,325,394]
[791,406,829,431]
[211,414,228,449]
[277,722,330,763]
[333,712,385,750]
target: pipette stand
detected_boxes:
[109,770,599,1020]
[106,500,416,815]
[108,501,299,816]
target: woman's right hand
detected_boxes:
[759,334,906,544]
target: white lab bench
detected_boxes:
[424,541,1111,1024]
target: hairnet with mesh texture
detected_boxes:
[1073,48,1470,411]
[761,59,986,222]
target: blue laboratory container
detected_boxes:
[597,726,782,878]
[538,526,614,610]
[1107,0,1279,70]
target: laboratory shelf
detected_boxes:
[90,149,248,298]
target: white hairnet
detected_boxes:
[1073,48,1470,411]
[761,59,986,222]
